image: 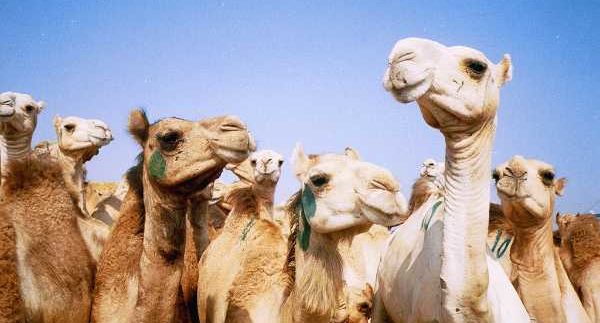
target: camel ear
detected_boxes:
[292,143,309,181]
[496,54,513,87]
[555,177,567,196]
[344,147,361,160]
[37,101,46,112]
[53,115,62,133]
[128,108,149,145]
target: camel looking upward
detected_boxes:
[494,156,590,322]
[375,37,530,322]
[556,213,600,322]
[34,116,113,262]
[35,116,113,216]
[0,92,45,185]
[197,149,284,323]
[92,109,254,323]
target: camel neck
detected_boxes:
[253,184,275,218]
[0,132,32,177]
[135,170,188,321]
[56,147,89,216]
[440,120,495,320]
[295,233,344,321]
[511,219,566,321]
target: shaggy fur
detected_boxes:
[0,157,94,322]
[282,193,360,323]
[559,215,600,286]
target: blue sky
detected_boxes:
[1,1,599,212]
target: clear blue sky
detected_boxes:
[1,1,599,213]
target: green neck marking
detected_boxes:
[149,150,166,179]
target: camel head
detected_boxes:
[54,116,113,162]
[556,212,578,242]
[128,109,255,196]
[383,38,512,132]
[292,144,408,233]
[493,156,566,227]
[0,92,45,137]
[225,149,284,185]
[419,158,444,178]
[249,149,284,185]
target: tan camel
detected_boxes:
[91,109,254,323]
[0,156,95,322]
[197,149,285,323]
[280,145,408,323]
[33,116,113,263]
[85,180,129,225]
[375,37,531,322]
[556,213,600,322]
[0,92,45,185]
[494,156,590,322]
[407,158,444,214]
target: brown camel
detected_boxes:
[34,116,113,263]
[0,156,95,322]
[494,156,590,322]
[91,109,254,323]
[556,213,600,322]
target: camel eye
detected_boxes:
[25,105,35,113]
[157,131,182,151]
[278,160,284,167]
[64,124,76,132]
[310,174,329,187]
[250,159,257,167]
[492,170,500,182]
[540,170,555,185]
[466,60,487,77]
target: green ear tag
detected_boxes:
[298,185,316,251]
[149,150,166,179]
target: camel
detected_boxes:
[85,180,128,225]
[197,149,285,323]
[0,156,95,322]
[33,116,113,262]
[494,156,590,322]
[407,158,445,214]
[336,224,390,323]
[280,145,408,323]
[375,37,531,322]
[556,213,600,322]
[402,158,514,276]
[0,92,45,185]
[91,109,254,323]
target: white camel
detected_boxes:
[0,92,45,185]
[375,37,530,322]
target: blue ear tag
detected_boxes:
[298,184,316,251]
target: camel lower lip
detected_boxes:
[176,167,223,194]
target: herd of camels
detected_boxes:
[0,37,598,323]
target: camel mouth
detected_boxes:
[0,111,15,118]
[360,202,405,227]
[172,166,224,195]
[386,75,432,103]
